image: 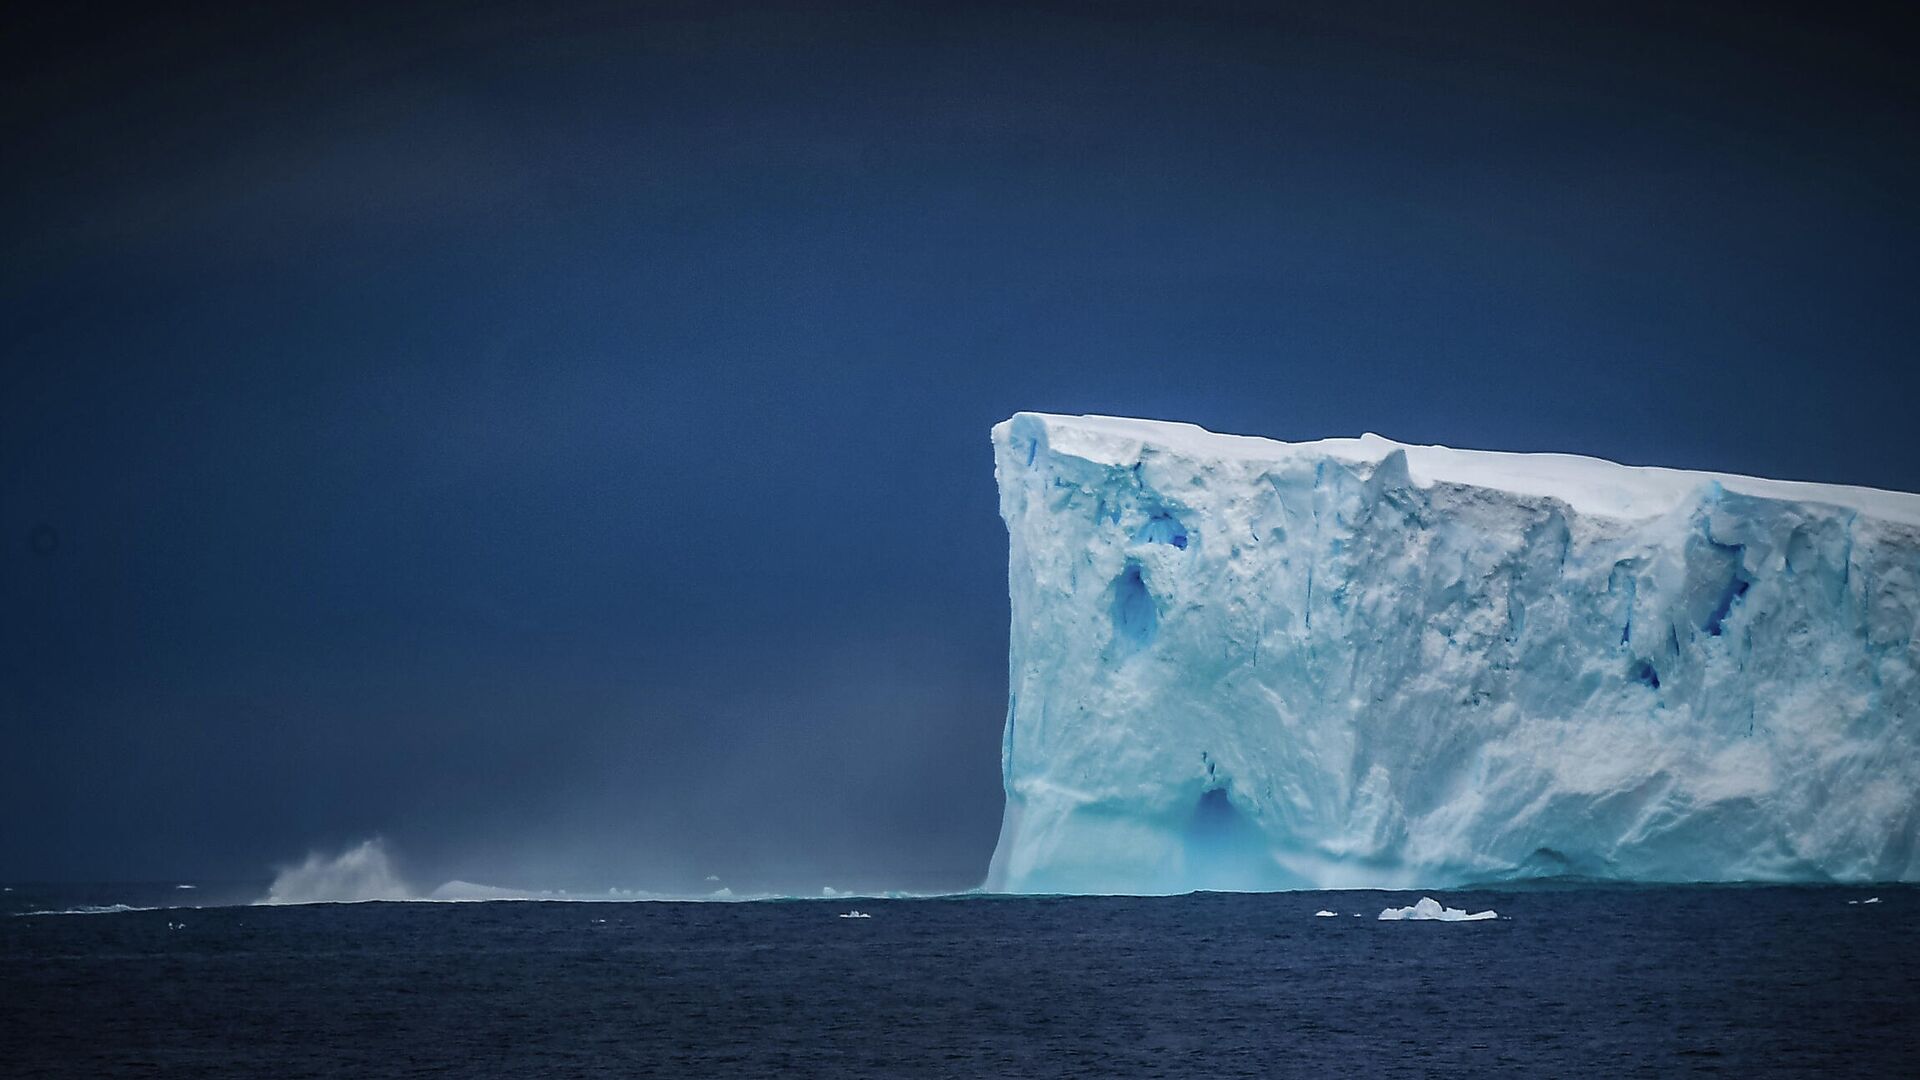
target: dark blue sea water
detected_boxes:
[2,884,1914,1077]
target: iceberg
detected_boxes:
[1378,897,1497,921]
[984,413,1920,894]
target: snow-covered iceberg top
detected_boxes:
[1378,897,1498,921]
[1030,414,1920,527]
[986,413,1920,894]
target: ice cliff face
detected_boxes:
[986,413,1920,893]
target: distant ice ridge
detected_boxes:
[985,413,1920,894]
[1379,897,1497,921]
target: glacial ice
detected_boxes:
[1378,897,1498,921]
[984,413,1920,894]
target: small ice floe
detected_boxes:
[1848,897,1882,905]
[1314,910,1338,917]
[1378,896,1498,922]
[175,884,196,890]
[838,910,871,919]
[167,921,184,930]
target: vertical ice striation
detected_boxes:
[986,413,1920,893]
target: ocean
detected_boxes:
[2,884,1913,1077]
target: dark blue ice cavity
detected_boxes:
[1134,509,1189,549]
[1705,578,1749,635]
[1111,562,1157,649]
[1704,563,1753,637]
[1180,786,1273,891]
[1189,787,1242,836]
[1631,659,1661,690]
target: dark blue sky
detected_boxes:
[4,1,1916,890]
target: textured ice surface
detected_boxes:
[1379,897,1497,921]
[985,413,1920,894]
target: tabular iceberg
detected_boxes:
[985,413,1920,894]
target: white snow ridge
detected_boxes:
[984,413,1920,895]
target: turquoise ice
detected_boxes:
[985,413,1920,893]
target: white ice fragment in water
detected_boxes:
[1850,896,1882,905]
[1378,896,1497,921]
[1314,910,1338,917]
[838,910,871,919]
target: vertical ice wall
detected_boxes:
[986,413,1920,893]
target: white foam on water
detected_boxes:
[260,838,416,905]
[15,904,151,917]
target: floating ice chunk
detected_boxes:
[1850,896,1882,905]
[1378,896,1498,921]
[429,880,556,902]
[1314,909,1338,917]
[838,910,871,919]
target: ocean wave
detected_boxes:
[14,904,154,917]
[260,838,415,904]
